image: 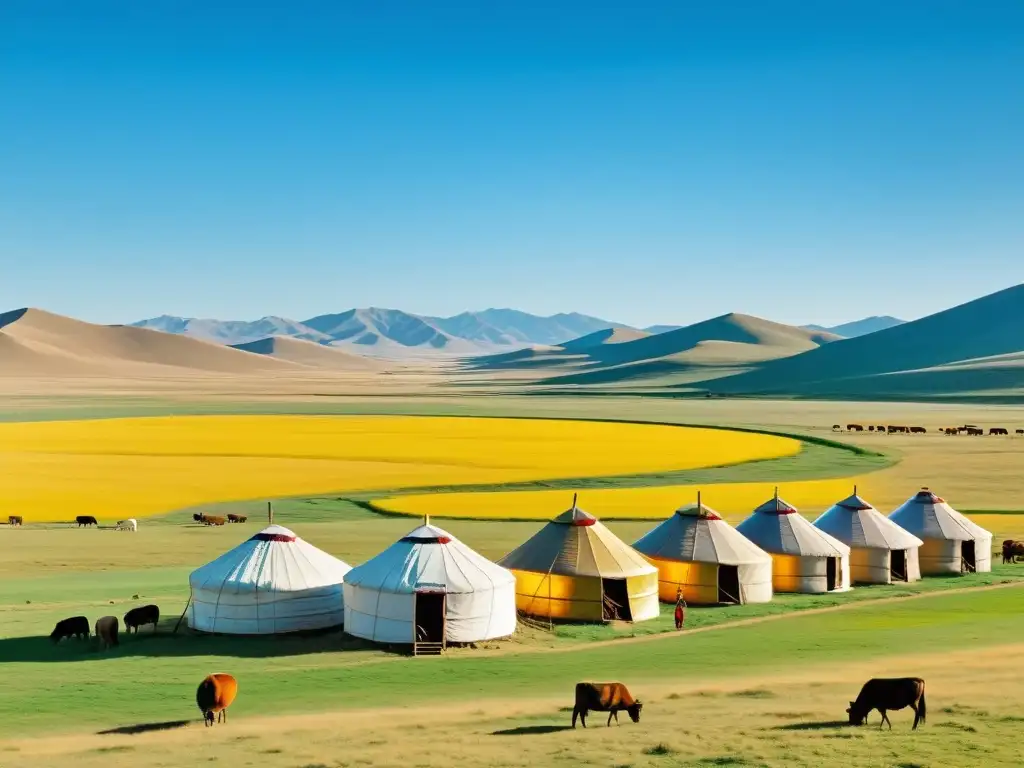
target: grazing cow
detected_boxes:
[193,513,207,523]
[944,428,958,436]
[8,515,22,526]
[75,515,98,527]
[124,604,160,634]
[115,518,138,532]
[887,425,909,434]
[967,428,984,436]
[909,426,926,434]
[1017,430,1024,436]
[95,616,120,650]
[847,678,926,730]
[846,424,864,432]
[990,427,1009,436]
[226,514,248,523]
[50,616,90,643]
[197,673,238,726]
[571,682,643,728]
[832,425,841,432]
[203,516,227,526]
[875,425,885,433]
[1002,540,1024,564]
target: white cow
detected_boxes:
[116,518,138,532]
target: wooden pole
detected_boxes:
[173,591,193,634]
[268,501,273,525]
[572,492,578,510]
[697,490,702,511]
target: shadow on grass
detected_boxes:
[2,620,369,662]
[492,725,574,736]
[97,720,192,735]
[772,720,849,731]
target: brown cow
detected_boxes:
[990,427,1009,436]
[197,673,238,726]
[124,604,160,633]
[203,516,226,526]
[226,514,248,523]
[846,424,864,432]
[50,616,90,643]
[76,515,98,527]
[1002,540,1024,564]
[875,425,885,432]
[572,682,643,728]
[909,426,926,434]
[8,515,22,526]
[847,678,926,730]
[95,616,120,650]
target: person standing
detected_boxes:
[674,588,686,630]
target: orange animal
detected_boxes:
[197,673,238,726]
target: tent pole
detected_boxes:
[268,501,273,525]
[174,590,193,634]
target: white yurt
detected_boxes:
[736,491,851,594]
[888,488,993,575]
[343,520,517,649]
[813,488,923,584]
[189,525,352,634]
[632,495,773,605]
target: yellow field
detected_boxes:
[0,415,798,522]
[374,476,884,521]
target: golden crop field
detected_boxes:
[373,476,884,521]
[0,415,799,522]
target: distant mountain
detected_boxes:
[468,313,841,385]
[644,324,684,335]
[132,307,627,354]
[803,316,906,338]
[230,336,386,370]
[710,284,1024,397]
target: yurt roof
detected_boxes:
[888,488,992,542]
[498,501,656,579]
[344,522,514,594]
[814,492,923,550]
[633,501,771,566]
[189,525,352,593]
[737,495,850,557]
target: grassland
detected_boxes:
[2,396,1023,767]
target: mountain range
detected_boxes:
[131,307,899,356]
[802,315,906,338]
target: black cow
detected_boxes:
[50,616,90,643]
[847,678,926,730]
[75,515,98,527]
[124,604,160,634]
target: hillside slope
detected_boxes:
[230,336,386,370]
[0,308,297,376]
[709,284,1024,396]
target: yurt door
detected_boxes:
[962,541,977,573]
[890,550,908,582]
[717,566,741,604]
[826,558,838,591]
[414,590,446,653]
[601,579,632,622]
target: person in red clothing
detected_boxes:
[674,588,686,630]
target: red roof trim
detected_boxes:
[401,535,452,544]
[571,517,597,527]
[251,533,296,543]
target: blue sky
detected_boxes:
[2,2,1021,327]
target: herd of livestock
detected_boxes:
[834,422,1023,435]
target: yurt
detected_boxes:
[189,525,352,634]
[632,495,773,605]
[343,520,516,650]
[736,491,851,593]
[498,496,659,623]
[813,488,924,584]
[888,488,993,575]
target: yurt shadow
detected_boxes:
[4,624,365,663]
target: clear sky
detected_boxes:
[2,2,1021,328]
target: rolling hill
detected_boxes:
[229,336,387,370]
[707,284,1024,397]
[0,308,298,376]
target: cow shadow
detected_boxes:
[97,720,192,735]
[492,725,574,736]
[773,720,849,731]
[0,620,371,662]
